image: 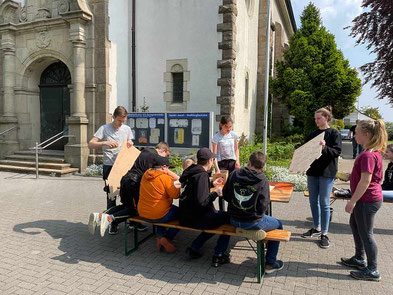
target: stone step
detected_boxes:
[0,160,72,170]
[0,164,79,176]
[14,150,64,157]
[6,154,65,163]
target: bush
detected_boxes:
[239,141,295,166]
[267,166,307,191]
[387,129,393,141]
[170,154,183,176]
[85,164,103,176]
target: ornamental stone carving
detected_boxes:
[35,8,51,20]
[58,0,70,14]
[36,31,51,49]
[19,6,27,22]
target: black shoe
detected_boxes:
[128,222,148,232]
[350,268,381,281]
[319,234,330,248]
[301,228,321,238]
[341,257,366,269]
[212,253,230,267]
[265,260,284,274]
[185,247,203,259]
[108,224,119,235]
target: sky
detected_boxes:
[291,0,393,122]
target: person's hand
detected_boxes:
[214,186,223,197]
[235,161,241,169]
[173,180,181,189]
[127,140,133,148]
[213,177,224,187]
[105,141,119,149]
[345,200,356,214]
[320,139,326,150]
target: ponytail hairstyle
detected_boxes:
[357,119,387,152]
[315,105,333,121]
[219,115,233,130]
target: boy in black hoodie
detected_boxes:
[179,148,230,267]
[223,151,284,273]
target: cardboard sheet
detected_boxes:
[107,142,141,198]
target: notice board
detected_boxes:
[127,113,165,147]
[167,112,212,148]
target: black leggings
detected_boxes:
[350,200,382,271]
[104,205,136,226]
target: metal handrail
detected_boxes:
[0,126,18,137]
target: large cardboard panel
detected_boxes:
[107,142,141,198]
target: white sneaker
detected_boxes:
[88,212,100,235]
[100,214,110,237]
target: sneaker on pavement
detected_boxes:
[301,228,321,238]
[265,260,284,274]
[212,253,230,267]
[319,234,330,249]
[341,257,367,269]
[235,228,266,241]
[185,247,203,259]
[88,212,100,235]
[350,267,381,281]
[108,223,119,235]
[100,213,111,237]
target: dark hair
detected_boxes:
[249,151,267,169]
[315,105,332,121]
[219,115,233,130]
[197,159,209,166]
[113,106,128,118]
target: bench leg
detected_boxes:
[124,222,155,256]
[257,240,266,283]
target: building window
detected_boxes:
[172,72,184,103]
[245,72,249,109]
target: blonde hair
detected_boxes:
[182,159,195,170]
[357,119,387,152]
[315,105,332,121]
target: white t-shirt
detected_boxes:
[212,131,239,161]
[93,123,134,166]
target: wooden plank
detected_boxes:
[107,143,141,198]
[128,217,291,242]
[269,181,294,203]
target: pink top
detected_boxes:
[350,150,383,202]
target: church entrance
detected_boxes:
[39,61,71,150]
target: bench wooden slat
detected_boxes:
[129,217,291,242]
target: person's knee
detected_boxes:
[277,219,283,230]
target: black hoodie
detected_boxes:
[178,164,219,227]
[223,167,270,223]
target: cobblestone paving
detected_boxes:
[0,142,392,294]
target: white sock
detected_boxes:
[316,226,321,231]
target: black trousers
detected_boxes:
[103,165,116,209]
[350,200,382,271]
[218,159,236,210]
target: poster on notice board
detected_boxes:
[127,113,165,147]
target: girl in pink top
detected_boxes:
[340,119,387,282]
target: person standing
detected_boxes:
[301,106,342,249]
[88,106,134,210]
[340,119,387,281]
[348,120,363,159]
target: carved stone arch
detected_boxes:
[0,0,21,24]
[171,64,184,73]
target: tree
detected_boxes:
[349,0,393,104]
[360,106,382,120]
[271,3,361,135]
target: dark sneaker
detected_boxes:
[341,257,366,269]
[212,253,230,267]
[185,247,203,259]
[319,234,330,249]
[108,224,119,235]
[350,268,381,281]
[301,228,321,238]
[128,222,148,232]
[265,260,284,274]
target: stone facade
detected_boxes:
[0,0,111,172]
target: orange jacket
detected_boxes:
[138,169,180,220]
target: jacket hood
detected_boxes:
[179,164,206,183]
[235,167,264,185]
[144,169,166,181]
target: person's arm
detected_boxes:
[163,176,181,199]
[234,140,240,169]
[127,128,134,148]
[257,181,270,215]
[88,137,118,150]
[345,172,372,213]
[322,131,341,158]
[196,175,218,206]
[222,172,234,202]
[166,168,180,181]
[212,142,220,173]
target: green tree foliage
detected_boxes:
[271,3,361,135]
[360,106,382,120]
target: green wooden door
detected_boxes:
[39,62,71,150]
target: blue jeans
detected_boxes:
[143,205,180,241]
[230,215,282,264]
[190,210,230,256]
[307,176,335,233]
[383,191,393,202]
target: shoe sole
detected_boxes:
[340,260,366,270]
[236,228,266,241]
[301,233,321,238]
[350,272,381,281]
[265,264,284,274]
[88,213,96,235]
[100,214,110,237]
[160,238,176,253]
[319,243,330,249]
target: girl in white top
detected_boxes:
[212,116,240,174]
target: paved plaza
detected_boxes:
[0,143,392,294]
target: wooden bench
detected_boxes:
[304,191,393,203]
[125,216,291,283]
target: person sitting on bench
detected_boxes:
[179,147,229,267]
[137,156,180,253]
[223,150,284,274]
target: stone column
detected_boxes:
[0,30,19,159]
[64,21,89,172]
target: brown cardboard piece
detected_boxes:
[212,170,229,187]
[107,142,141,199]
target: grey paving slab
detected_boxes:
[0,142,392,294]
